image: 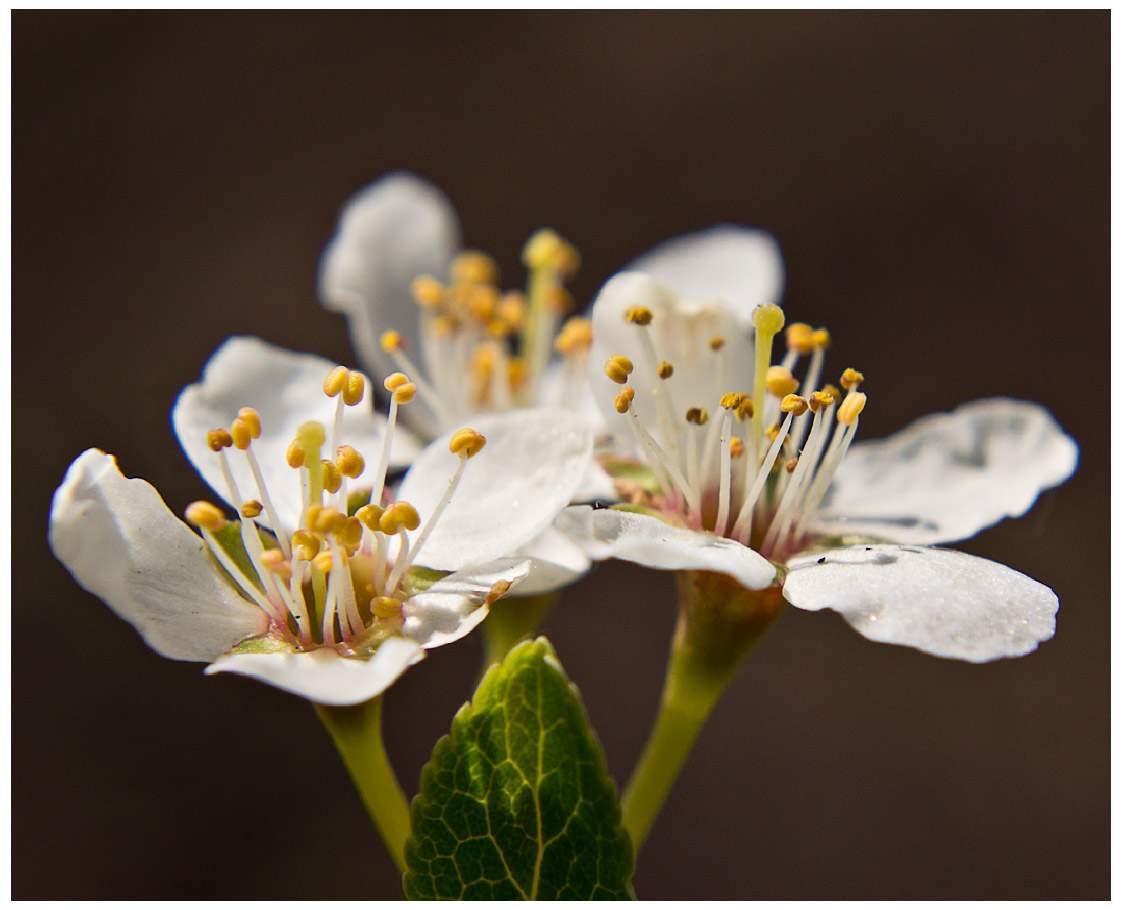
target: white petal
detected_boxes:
[205,638,424,706]
[391,408,593,571]
[783,544,1058,662]
[588,272,754,455]
[402,559,532,649]
[815,398,1078,545]
[505,525,594,597]
[317,173,461,438]
[173,336,421,534]
[626,225,785,329]
[49,449,268,662]
[555,505,778,590]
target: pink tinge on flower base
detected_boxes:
[50,337,596,704]
[564,265,1077,662]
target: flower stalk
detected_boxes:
[622,571,786,851]
[480,592,559,672]
[316,696,412,873]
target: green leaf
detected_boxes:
[404,638,635,900]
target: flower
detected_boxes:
[561,267,1078,662]
[49,336,595,704]
[317,172,591,439]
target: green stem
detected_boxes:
[621,571,787,852]
[316,696,411,873]
[481,593,558,672]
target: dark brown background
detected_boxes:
[15,12,1107,900]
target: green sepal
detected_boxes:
[207,521,270,594]
[600,457,662,496]
[404,638,636,900]
[347,487,372,516]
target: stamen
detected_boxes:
[766,366,799,399]
[656,361,674,379]
[452,250,500,286]
[185,501,225,531]
[448,427,487,459]
[626,409,700,518]
[840,368,865,391]
[604,355,634,385]
[713,397,738,537]
[240,500,263,519]
[336,445,365,479]
[410,276,445,309]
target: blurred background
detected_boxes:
[14,12,1107,899]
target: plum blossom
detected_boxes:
[561,265,1077,662]
[50,337,594,704]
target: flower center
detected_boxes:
[184,367,487,655]
[379,231,592,427]
[603,302,867,562]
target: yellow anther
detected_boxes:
[343,371,365,407]
[292,530,320,561]
[340,517,364,550]
[604,355,634,385]
[812,327,831,349]
[821,383,841,401]
[312,551,334,574]
[384,372,409,392]
[240,500,263,519]
[312,505,348,536]
[840,368,865,391]
[465,283,499,322]
[411,275,445,308]
[614,390,632,414]
[356,503,385,531]
[810,390,835,412]
[508,358,528,389]
[487,318,511,339]
[545,286,574,314]
[207,428,233,452]
[765,424,781,443]
[720,392,743,410]
[709,336,727,352]
[230,417,254,451]
[685,407,709,426]
[449,427,487,459]
[785,458,799,473]
[371,596,404,620]
[392,382,417,405]
[285,440,306,469]
[499,291,526,329]
[452,250,500,286]
[837,391,868,426]
[380,330,407,353]
[625,306,654,326]
[752,302,785,335]
[324,365,349,397]
[781,394,810,416]
[554,316,593,355]
[730,437,745,459]
[430,314,457,337]
[736,397,755,421]
[236,408,262,439]
[336,445,365,479]
[766,366,800,398]
[185,501,225,532]
[320,459,342,495]
[379,501,421,535]
[656,361,674,380]
[785,322,814,355]
[259,548,291,580]
[297,420,326,451]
